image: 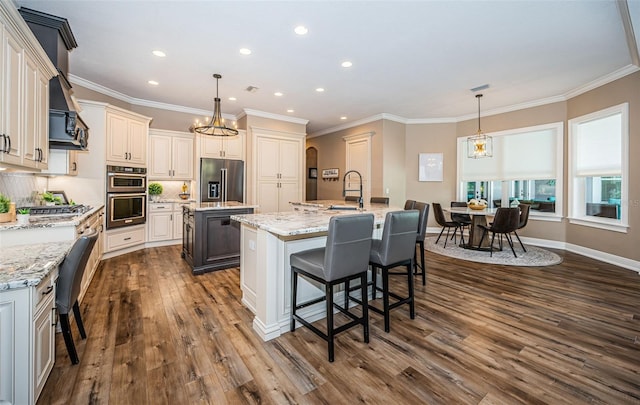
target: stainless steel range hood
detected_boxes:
[19,7,89,151]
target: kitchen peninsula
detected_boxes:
[231,201,397,341]
[182,201,255,274]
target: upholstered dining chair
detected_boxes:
[404,200,416,210]
[368,210,419,333]
[290,213,374,362]
[56,229,99,364]
[513,203,531,252]
[370,197,389,205]
[450,201,471,245]
[432,203,462,248]
[478,207,520,257]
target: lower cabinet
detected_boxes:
[147,202,189,245]
[0,268,57,405]
[182,207,253,274]
[105,225,145,253]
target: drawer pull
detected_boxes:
[42,285,54,295]
[124,237,132,241]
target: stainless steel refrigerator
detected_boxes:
[200,158,245,203]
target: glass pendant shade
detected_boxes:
[193,74,238,137]
[467,93,493,159]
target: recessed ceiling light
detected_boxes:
[341,61,353,68]
[152,50,166,57]
[315,87,325,92]
[287,109,294,113]
[294,25,308,35]
[148,80,159,86]
[228,97,237,101]
[274,92,283,97]
[239,48,252,55]
[340,116,347,120]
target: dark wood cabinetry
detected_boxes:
[182,207,253,274]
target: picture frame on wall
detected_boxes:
[418,153,443,182]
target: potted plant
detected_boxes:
[148,182,163,202]
[0,193,12,223]
[42,191,62,206]
[17,208,30,225]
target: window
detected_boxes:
[568,103,628,232]
[458,122,563,219]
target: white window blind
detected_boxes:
[574,113,622,177]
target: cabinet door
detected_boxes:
[200,135,223,158]
[256,180,280,213]
[106,113,129,163]
[33,294,55,400]
[68,149,78,175]
[148,212,173,242]
[222,132,244,160]
[0,289,30,405]
[128,119,147,165]
[173,209,183,240]
[279,181,300,212]
[256,137,280,180]
[0,30,23,165]
[279,138,300,181]
[172,136,194,179]
[149,134,172,178]
[22,56,38,168]
[36,69,49,168]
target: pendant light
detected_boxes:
[192,74,239,136]
[467,94,493,158]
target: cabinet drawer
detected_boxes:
[33,270,57,314]
[149,203,172,212]
[105,226,145,251]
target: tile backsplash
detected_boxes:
[0,173,47,207]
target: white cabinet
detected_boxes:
[149,129,194,180]
[0,5,56,170]
[199,129,245,160]
[77,209,104,302]
[44,149,78,175]
[105,224,145,253]
[147,202,188,245]
[106,110,149,167]
[254,133,304,212]
[0,267,57,405]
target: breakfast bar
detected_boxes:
[231,201,396,341]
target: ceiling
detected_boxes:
[14,0,640,135]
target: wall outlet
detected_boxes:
[385,188,389,195]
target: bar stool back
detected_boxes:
[413,202,430,285]
[290,213,374,362]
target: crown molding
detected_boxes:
[563,64,639,99]
[242,108,309,125]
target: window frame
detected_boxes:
[567,103,629,233]
[457,122,564,222]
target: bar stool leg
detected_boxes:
[326,284,335,362]
[408,262,415,319]
[382,267,390,333]
[72,300,86,339]
[360,272,369,343]
[290,270,298,332]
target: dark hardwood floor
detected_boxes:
[38,244,640,404]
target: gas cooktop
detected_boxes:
[23,205,92,216]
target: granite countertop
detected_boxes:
[150,198,196,204]
[231,200,396,237]
[185,201,258,211]
[0,204,105,231]
[0,240,73,290]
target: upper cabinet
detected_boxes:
[149,129,194,180]
[0,4,56,170]
[199,129,245,160]
[105,109,150,167]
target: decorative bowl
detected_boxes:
[178,193,190,200]
[468,203,487,210]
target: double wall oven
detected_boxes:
[106,165,147,229]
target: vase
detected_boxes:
[150,195,160,202]
[17,214,30,225]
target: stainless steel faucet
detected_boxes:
[343,170,364,209]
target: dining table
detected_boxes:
[446,206,498,249]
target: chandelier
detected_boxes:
[192,74,238,136]
[467,94,493,158]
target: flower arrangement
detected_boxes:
[18,208,30,215]
[148,182,163,195]
[468,198,488,210]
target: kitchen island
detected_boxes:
[231,201,397,341]
[182,201,256,274]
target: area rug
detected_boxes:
[424,236,562,266]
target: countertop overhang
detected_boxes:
[0,241,73,290]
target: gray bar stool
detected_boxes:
[369,210,420,332]
[290,213,374,362]
[413,202,430,285]
[56,229,99,364]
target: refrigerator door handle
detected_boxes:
[221,168,228,203]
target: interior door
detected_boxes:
[345,137,371,203]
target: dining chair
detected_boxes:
[432,203,462,248]
[478,207,520,257]
[56,229,99,364]
[513,203,531,252]
[370,197,389,205]
[345,196,359,202]
[290,213,374,362]
[450,201,471,245]
[367,210,419,332]
[404,200,416,210]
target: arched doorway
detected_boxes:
[306,147,318,201]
